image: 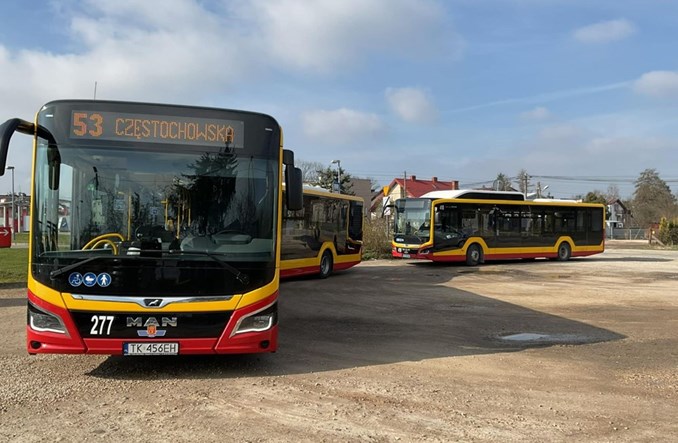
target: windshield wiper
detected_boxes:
[167,250,250,286]
[49,250,251,286]
[49,255,113,279]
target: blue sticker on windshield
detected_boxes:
[83,272,97,287]
[68,272,83,287]
[97,273,112,287]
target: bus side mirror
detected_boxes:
[285,166,303,211]
[0,118,60,189]
[0,118,33,174]
[282,149,294,166]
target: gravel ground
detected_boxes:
[1,244,677,442]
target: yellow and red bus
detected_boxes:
[281,187,363,278]
[392,190,605,264]
[0,99,304,355]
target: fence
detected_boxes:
[609,228,647,240]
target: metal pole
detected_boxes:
[331,159,341,193]
[6,166,15,243]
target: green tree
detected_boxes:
[631,168,678,227]
[312,166,354,194]
[583,190,607,204]
[493,173,513,191]
[657,216,678,246]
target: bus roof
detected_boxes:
[422,189,526,201]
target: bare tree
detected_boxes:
[516,169,530,196]
[297,160,325,184]
[606,184,620,202]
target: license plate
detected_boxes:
[403,253,411,258]
[123,342,179,356]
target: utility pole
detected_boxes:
[523,174,529,198]
[6,165,15,243]
[331,159,341,193]
[403,170,407,197]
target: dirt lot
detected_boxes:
[1,243,677,442]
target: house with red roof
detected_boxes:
[371,176,459,214]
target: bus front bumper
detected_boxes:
[392,246,432,260]
[26,290,278,355]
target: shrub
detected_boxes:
[362,217,392,260]
[657,217,678,246]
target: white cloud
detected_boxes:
[537,123,590,144]
[385,87,438,124]
[573,19,636,44]
[585,136,672,155]
[237,0,463,72]
[301,108,385,144]
[633,71,678,98]
[0,0,460,191]
[0,0,461,115]
[520,106,551,121]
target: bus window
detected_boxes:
[461,207,479,236]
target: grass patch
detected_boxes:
[15,232,29,243]
[0,248,28,284]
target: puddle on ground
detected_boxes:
[499,332,588,344]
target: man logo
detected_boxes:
[127,316,177,338]
[144,299,163,307]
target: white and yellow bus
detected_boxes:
[392,190,605,265]
[281,187,363,278]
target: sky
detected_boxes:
[1,0,678,199]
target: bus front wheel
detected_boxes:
[557,242,571,261]
[466,244,482,266]
[319,250,334,279]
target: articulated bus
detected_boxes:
[281,187,363,279]
[392,190,605,265]
[0,99,304,356]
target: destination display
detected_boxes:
[69,110,244,148]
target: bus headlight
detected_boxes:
[233,303,277,335]
[28,302,67,334]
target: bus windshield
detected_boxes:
[393,198,431,243]
[31,101,279,295]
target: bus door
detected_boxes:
[433,203,465,251]
[491,205,523,249]
[518,205,543,248]
[347,200,363,253]
[554,208,577,245]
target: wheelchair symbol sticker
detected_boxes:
[68,273,83,287]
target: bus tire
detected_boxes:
[556,242,571,261]
[319,250,333,279]
[466,244,482,266]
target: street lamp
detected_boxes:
[6,166,14,243]
[331,159,341,193]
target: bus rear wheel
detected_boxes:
[557,242,571,261]
[466,244,482,266]
[319,250,333,279]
